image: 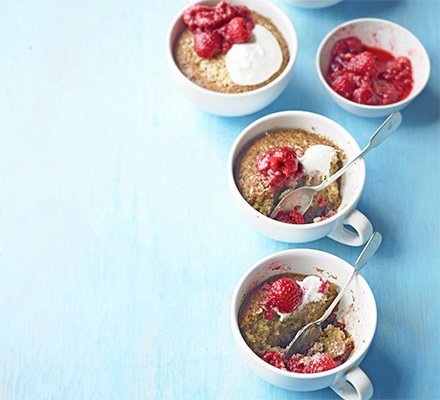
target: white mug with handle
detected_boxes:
[228,110,396,245]
[231,248,377,399]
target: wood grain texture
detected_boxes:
[0,0,439,399]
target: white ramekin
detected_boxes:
[316,18,431,118]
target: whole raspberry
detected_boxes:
[261,351,285,369]
[225,17,254,44]
[303,354,337,373]
[261,278,303,319]
[285,354,305,373]
[193,31,223,59]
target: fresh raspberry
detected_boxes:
[224,17,254,44]
[346,51,377,77]
[303,354,337,373]
[261,278,303,319]
[261,351,285,369]
[273,210,305,225]
[256,147,303,191]
[285,354,305,373]
[193,31,223,59]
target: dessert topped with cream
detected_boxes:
[235,128,345,224]
[174,1,289,93]
[239,273,354,374]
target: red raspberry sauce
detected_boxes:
[255,147,304,192]
[273,210,305,225]
[326,36,414,105]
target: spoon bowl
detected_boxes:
[270,111,402,219]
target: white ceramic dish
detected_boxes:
[316,18,431,118]
[227,110,373,246]
[166,0,298,116]
[281,0,344,8]
[231,248,377,399]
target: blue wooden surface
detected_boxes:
[0,0,439,399]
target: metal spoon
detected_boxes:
[284,231,382,359]
[270,111,402,219]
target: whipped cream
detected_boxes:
[299,145,337,179]
[298,276,326,304]
[225,25,283,86]
[275,276,326,321]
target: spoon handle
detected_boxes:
[354,231,382,273]
[315,111,402,191]
[367,111,402,151]
[317,232,382,324]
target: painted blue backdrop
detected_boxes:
[0,0,439,399]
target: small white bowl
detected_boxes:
[281,0,344,9]
[227,110,373,246]
[316,18,431,118]
[231,248,377,398]
[166,0,298,117]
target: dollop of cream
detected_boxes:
[299,145,337,179]
[299,276,326,304]
[225,25,283,86]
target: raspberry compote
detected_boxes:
[326,36,413,105]
[182,1,255,59]
[255,147,304,193]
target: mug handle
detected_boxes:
[327,209,373,247]
[330,366,374,400]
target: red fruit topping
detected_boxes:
[319,278,328,294]
[182,1,255,59]
[346,51,377,77]
[352,80,375,104]
[260,278,303,319]
[330,74,357,99]
[303,354,337,373]
[315,195,329,208]
[255,147,303,191]
[285,354,305,373]
[193,31,223,59]
[273,210,305,225]
[224,17,254,43]
[326,36,413,105]
[331,36,363,58]
[261,351,285,369]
